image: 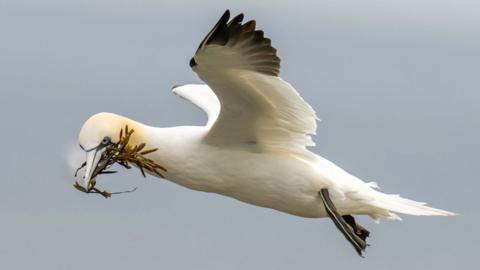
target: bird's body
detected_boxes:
[146,127,378,219]
[77,10,454,255]
[134,124,330,218]
[88,105,449,222]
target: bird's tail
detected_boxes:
[367,191,456,221]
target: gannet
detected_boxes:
[77,10,454,256]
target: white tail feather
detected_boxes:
[373,192,456,218]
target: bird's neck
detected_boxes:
[128,122,208,179]
[123,121,236,193]
[119,119,150,148]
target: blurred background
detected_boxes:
[0,0,478,269]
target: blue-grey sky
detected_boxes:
[0,0,478,269]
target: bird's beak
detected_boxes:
[83,147,105,191]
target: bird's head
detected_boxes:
[78,112,139,190]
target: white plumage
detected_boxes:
[174,73,317,152]
[77,10,454,255]
[170,79,454,220]
[173,84,220,128]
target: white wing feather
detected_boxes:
[172,84,220,127]
[186,11,318,153]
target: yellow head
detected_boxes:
[78,112,141,189]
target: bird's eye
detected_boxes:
[101,137,111,145]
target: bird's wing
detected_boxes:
[190,10,318,153]
[172,84,220,127]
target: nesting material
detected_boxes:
[73,125,166,198]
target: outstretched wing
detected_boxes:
[190,10,318,153]
[172,84,220,127]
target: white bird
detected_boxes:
[78,10,454,256]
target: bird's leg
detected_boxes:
[319,189,368,256]
[342,214,370,242]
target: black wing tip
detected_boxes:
[200,10,246,49]
[220,9,231,24]
[228,13,244,26]
[189,57,197,68]
[194,10,280,77]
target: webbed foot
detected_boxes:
[319,189,370,256]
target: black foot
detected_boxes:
[342,214,370,242]
[319,189,369,256]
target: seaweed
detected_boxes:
[73,125,166,198]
